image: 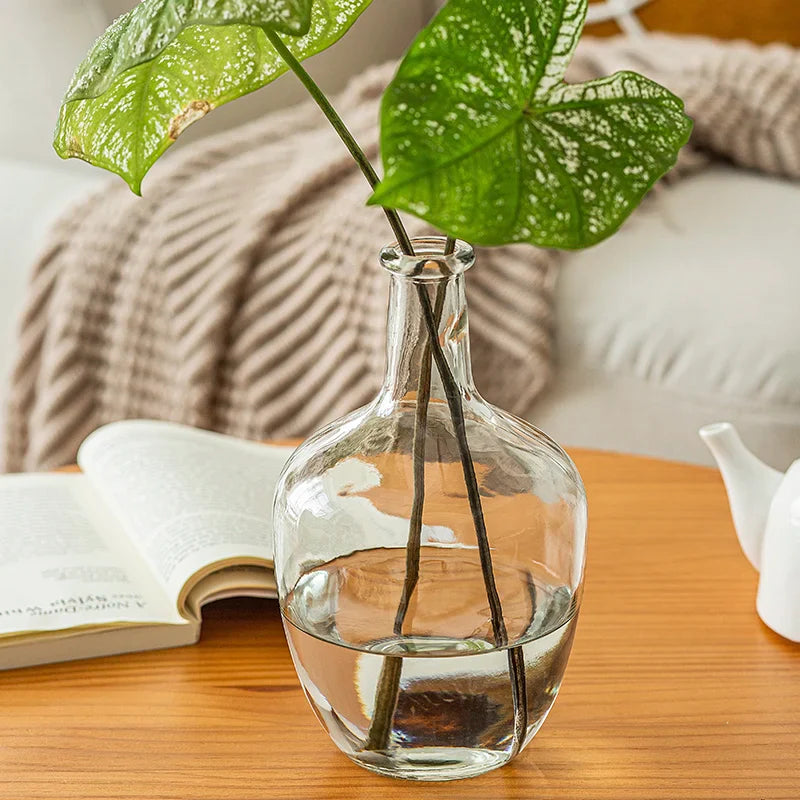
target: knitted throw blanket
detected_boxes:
[5,35,799,471]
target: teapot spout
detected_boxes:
[700,423,783,570]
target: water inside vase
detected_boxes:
[282,546,578,781]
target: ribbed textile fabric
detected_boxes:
[4,35,799,471]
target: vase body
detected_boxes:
[273,238,587,781]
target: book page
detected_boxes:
[184,566,278,620]
[0,474,181,638]
[77,421,293,601]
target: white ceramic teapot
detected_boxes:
[700,422,800,642]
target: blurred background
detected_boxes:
[1,0,799,470]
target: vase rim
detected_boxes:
[380,236,475,280]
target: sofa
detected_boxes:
[2,0,798,469]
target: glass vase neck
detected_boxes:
[379,236,475,280]
[377,238,477,407]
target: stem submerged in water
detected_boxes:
[269,31,528,754]
[416,287,528,754]
[365,273,448,753]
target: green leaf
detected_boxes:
[370,0,693,249]
[54,0,372,193]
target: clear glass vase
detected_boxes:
[273,237,587,781]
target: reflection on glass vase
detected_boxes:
[272,237,587,781]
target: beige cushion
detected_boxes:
[0,159,105,456]
[531,165,800,469]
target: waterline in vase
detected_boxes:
[282,546,578,781]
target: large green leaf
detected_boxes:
[370,0,693,249]
[54,0,372,193]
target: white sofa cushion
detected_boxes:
[531,164,800,468]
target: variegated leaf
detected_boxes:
[370,0,693,248]
[54,0,372,193]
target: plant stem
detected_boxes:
[391,302,434,636]
[362,653,403,752]
[366,247,453,750]
[391,235,455,636]
[269,30,527,754]
[265,29,413,256]
[416,291,505,641]
[365,278,448,752]
[417,287,528,754]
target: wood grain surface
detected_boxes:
[2,450,798,799]
[587,0,800,45]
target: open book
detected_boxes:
[0,420,293,670]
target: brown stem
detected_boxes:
[417,285,528,751]
[417,289,505,639]
[362,654,403,752]
[265,29,414,257]
[392,283,449,635]
[391,346,430,634]
[392,235,456,634]
[367,237,531,754]
[364,276,448,752]
[364,238,454,751]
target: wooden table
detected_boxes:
[1,450,797,799]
